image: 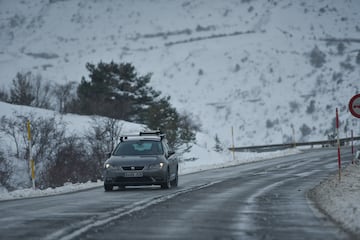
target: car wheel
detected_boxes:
[171,169,178,187]
[104,184,113,192]
[161,170,171,189]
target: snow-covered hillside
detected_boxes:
[0,0,359,146]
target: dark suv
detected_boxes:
[103,131,178,191]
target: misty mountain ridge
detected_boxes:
[0,0,359,147]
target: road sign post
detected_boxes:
[27,120,35,190]
[348,94,360,165]
[336,108,341,181]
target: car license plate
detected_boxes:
[124,172,143,177]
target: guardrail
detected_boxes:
[229,136,360,152]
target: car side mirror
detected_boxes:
[106,152,112,158]
[168,150,175,156]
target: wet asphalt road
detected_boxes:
[80,148,353,240]
[0,148,354,240]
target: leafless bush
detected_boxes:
[9,72,55,109]
[85,117,124,179]
[0,112,119,189]
[10,72,34,106]
[0,86,9,102]
[44,136,91,188]
[0,151,12,190]
[53,81,77,113]
[309,46,326,68]
[213,134,223,152]
[0,113,67,188]
[306,100,316,114]
[0,113,29,158]
[32,117,66,168]
[300,124,312,139]
[31,74,53,109]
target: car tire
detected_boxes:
[161,170,171,189]
[104,184,113,192]
[171,168,178,187]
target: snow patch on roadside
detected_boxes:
[309,162,360,235]
[0,181,103,201]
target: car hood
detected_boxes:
[106,155,161,166]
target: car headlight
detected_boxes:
[104,163,113,169]
[148,162,164,170]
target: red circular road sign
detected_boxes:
[349,94,360,118]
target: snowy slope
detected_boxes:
[0,0,360,147]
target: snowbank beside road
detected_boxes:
[309,162,360,236]
[0,181,103,201]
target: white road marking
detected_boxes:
[44,181,222,240]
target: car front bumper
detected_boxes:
[104,169,167,186]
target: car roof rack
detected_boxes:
[140,130,166,140]
[139,130,162,136]
[120,130,165,142]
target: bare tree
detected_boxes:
[85,117,124,179]
[0,112,113,189]
[44,135,91,188]
[10,72,34,106]
[31,74,53,109]
[9,72,54,109]
[30,116,67,166]
[0,86,9,102]
[53,81,77,113]
[0,114,30,158]
[0,151,12,190]
[0,112,68,187]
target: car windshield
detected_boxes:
[113,140,163,156]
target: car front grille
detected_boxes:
[115,176,153,183]
[121,166,144,171]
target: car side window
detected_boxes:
[162,141,170,157]
[163,140,175,157]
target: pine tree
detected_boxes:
[74,61,160,120]
[142,97,179,147]
[141,96,197,148]
[71,61,196,149]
